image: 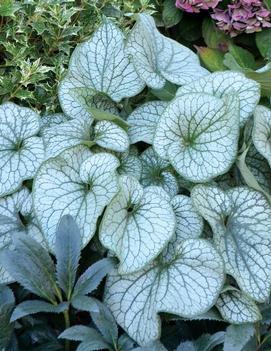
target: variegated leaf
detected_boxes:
[59,20,144,120]
[128,101,168,144]
[99,175,176,274]
[0,102,44,197]
[153,93,239,183]
[176,71,260,126]
[216,287,261,324]
[140,147,178,197]
[192,185,271,302]
[126,14,208,89]
[253,105,271,167]
[105,239,224,345]
[33,146,120,251]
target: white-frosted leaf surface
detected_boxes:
[117,149,142,180]
[127,101,168,144]
[253,105,271,167]
[126,14,208,89]
[0,188,44,283]
[94,120,129,152]
[176,71,260,126]
[33,146,120,251]
[99,175,176,274]
[0,102,44,197]
[244,145,271,194]
[59,20,144,120]
[43,116,129,159]
[216,288,261,324]
[192,185,271,302]
[140,147,178,197]
[163,195,204,260]
[153,93,239,183]
[40,113,69,134]
[105,239,224,346]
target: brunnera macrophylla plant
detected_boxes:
[0,12,271,347]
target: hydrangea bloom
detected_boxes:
[211,0,271,37]
[175,0,221,13]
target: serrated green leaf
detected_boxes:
[71,295,99,313]
[0,285,15,350]
[59,20,144,120]
[126,13,208,89]
[73,258,115,298]
[252,105,271,167]
[0,187,45,283]
[99,175,176,274]
[91,302,118,345]
[224,324,255,351]
[59,325,103,342]
[33,147,120,251]
[216,288,261,324]
[176,71,260,126]
[154,93,239,182]
[1,234,57,302]
[0,102,44,197]
[105,239,224,345]
[140,147,178,197]
[11,300,69,322]
[128,101,168,145]
[55,215,81,299]
[192,185,271,302]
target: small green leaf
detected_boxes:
[245,69,271,97]
[256,29,271,58]
[72,258,116,298]
[91,302,118,345]
[11,300,69,322]
[151,81,178,101]
[88,107,129,131]
[228,44,257,70]
[71,295,99,313]
[197,47,226,72]
[202,18,229,50]
[59,325,103,342]
[1,234,57,303]
[224,324,255,351]
[162,0,182,28]
[55,215,81,299]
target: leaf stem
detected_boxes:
[63,310,71,351]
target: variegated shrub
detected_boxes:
[0,13,271,347]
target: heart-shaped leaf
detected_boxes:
[33,146,120,251]
[153,93,239,183]
[128,101,168,144]
[0,102,44,196]
[117,148,142,180]
[253,105,271,167]
[176,72,260,126]
[192,185,271,302]
[140,147,178,197]
[59,19,144,120]
[126,14,208,89]
[99,175,176,274]
[43,115,129,159]
[105,239,224,345]
[216,287,261,324]
[0,187,44,283]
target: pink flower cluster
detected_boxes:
[175,0,221,13]
[211,0,271,37]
